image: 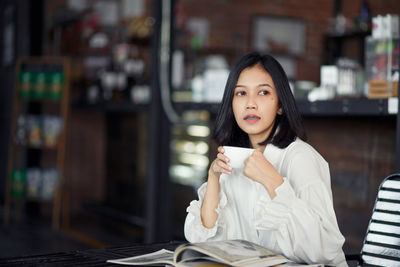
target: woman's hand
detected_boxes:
[209,146,232,179]
[243,149,283,198]
[202,146,230,228]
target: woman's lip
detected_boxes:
[244,115,261,120]
[244,117,260,124]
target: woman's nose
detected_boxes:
[246,96,257,109]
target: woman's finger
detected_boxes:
[216,159,232,173]
[217,152,229,163]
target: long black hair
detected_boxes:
[213,52,306,148]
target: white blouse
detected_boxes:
[184,138,348,267]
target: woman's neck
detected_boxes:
[247,124,274,151]
[249,139,266,152]
[249,133,268,151]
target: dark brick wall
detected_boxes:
[64,110,106,215]
[304,116,396,253]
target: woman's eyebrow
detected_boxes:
[258,83,273,88]
[235,83,273,88]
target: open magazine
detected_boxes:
[107,239,289,267]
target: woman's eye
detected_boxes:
[235,91,246,96]
[259,90,269,95]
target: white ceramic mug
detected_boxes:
[223,146,254,169]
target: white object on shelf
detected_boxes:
[307,86,335,102]
[94,0,120,26]
[122,0,144,18]
[203,68,229,103]
[131,85,150,104]
[191,75,204,103]
[388,97,399,114]
[321,65,338,87]
[372,14,399,39]
[67,0,89,11]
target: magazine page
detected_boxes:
[178,258,228,267]
[176,249,218,263]
[107,249,175,266]
[273,263,325,267]
[174,240,288,267]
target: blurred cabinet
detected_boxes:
[169,110,213,238]
[4,57,70,230]
[46,0,157,241]
[69,33,153,242]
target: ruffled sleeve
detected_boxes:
[184,180,228,242]
[254,145,347,266]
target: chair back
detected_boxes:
[361,173,400,266]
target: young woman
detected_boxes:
[184,52,347,266]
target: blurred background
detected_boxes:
[0,0,399,260]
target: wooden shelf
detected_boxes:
[297,98,397,117]
[172,98,398,117]
[4,57,71,231]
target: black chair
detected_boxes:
[346,173,400,266]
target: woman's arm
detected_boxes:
[201,146,231,228]
[256,180,346,266]
[254,148,347,266]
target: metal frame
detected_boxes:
[396,85,400,172]
[396,23,400,172]
[145,0,173,243]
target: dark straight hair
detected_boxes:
[213,52,307,148]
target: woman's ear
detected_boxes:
[277,107,283,115]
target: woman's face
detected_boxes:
[232,64,280,147]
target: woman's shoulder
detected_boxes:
[285,138,328,166]
[287,138,318,154]
[283,138,331,190]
